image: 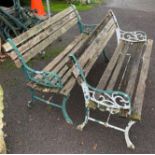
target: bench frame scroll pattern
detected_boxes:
[110,10,147,43]
[69,53,136,149]
[6,5,97,125]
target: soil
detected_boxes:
[0,3,155,154]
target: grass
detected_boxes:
[42,0,103,13]
[28,46,65,67]
[23,0,103,12]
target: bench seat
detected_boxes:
[68,10,153,149]
[96,39,153,121]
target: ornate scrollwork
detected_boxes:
[89,90,131,114]
[120,30,147,42]
[81,82,131,114]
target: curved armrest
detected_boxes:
[87,84,131,113]
[82,23,98,34]
[26,66,63,89]
[119,29,147,42]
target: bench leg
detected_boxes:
[124,120,136,150]
[77,108,136,149]
[61,95,73,125]
[77,107,90,131]
[27,89,73,124]
[27,88,36,108]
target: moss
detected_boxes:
[0,60,16,71]
[28,46,65,67]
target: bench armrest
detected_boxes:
[86,84,131,113]
[26,67,63,89]
[117,29,147,43]
[69,53,131,114]
[79,22,98,34]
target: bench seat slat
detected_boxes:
[97,41,125,89]
[106,42,130,90]
[131,39,153,120]
[125,42,145,97]
[47,34,89,73]
[61,21,117,95]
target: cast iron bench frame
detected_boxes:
[2,6,153,149]
[2,5,98,124]
[69,10,153,149]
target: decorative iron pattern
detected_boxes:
[120,30,147,42]
[89,90,131,113]
[26,69,63,88]
[82,83,131,114]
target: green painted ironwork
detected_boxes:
[71,5,97,34]
[7,38,63,89]
[7,38,73,124]
[0,0,41,40]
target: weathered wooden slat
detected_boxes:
[96,41,125,89]
[131,39,153,121]
[3,6,75,52]
[27,10,118,96]
[15,18,78,67]
[62,21,117,95]
[43,34,88,72]
[76,19,116,72]
[63,21,116,86]
[29,34,89,93]
[83,24,116,77]
[9,12,77,60]
[125,43,145,97]
[34,34,88,82]
[106,43,130,90]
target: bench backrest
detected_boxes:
[2,5,80,68]
[70,10,119,80]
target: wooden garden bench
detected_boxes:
[69,11,153,149]
[2,5,98,125]
[2,5,153,149]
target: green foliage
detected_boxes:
[22,0,103,12]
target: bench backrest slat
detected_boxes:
[72,12,117,78]
[3,6,75,52]
[14,18,78,67]
[3,8,118,71]
[9,11,77,60]
[3,6,80,67]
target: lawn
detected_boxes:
[42,0,104,12]
[23,0,103,12]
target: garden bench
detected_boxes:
[69,11,153,149]
[2,5,98,124]
[2,5,153,149]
